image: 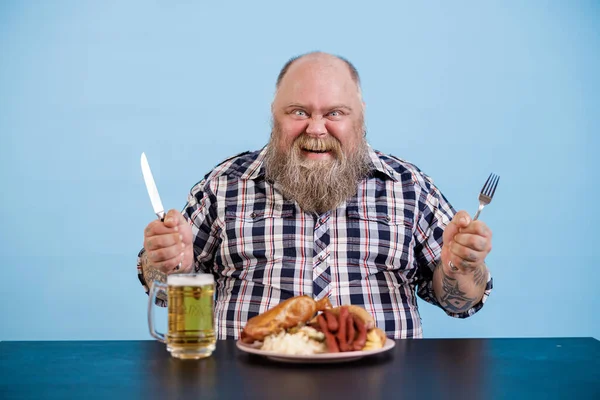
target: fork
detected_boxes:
[450,173,500,271]
[473,173,500,221]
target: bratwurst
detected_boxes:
[240,295,332,344]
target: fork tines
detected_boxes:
[482,173,500,198]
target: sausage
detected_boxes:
[346,314,356,347]
[336,306,349,352]
[318,314,339,353]
[326,306,375,330]
[352,318,368,351]
[323,310,339,332]
[326,332,340,353]
[308,317,321,331]
[317,314,329,332]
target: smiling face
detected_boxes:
[264,54,371,214]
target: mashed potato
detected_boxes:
[261,326,327,355]
[362,329,384,351]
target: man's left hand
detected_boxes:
[441,210,493,273]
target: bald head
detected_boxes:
[276,52,361,91]
[272,52,364,114]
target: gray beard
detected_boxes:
[263,130,371,214]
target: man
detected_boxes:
[138,52,493,339]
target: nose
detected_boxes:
[305,117,327,137]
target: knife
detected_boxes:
[141,152,181,271]
[141,152,165,221]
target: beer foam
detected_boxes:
[167,274,214,286]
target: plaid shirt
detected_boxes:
[138,146,493,339]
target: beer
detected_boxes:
[148,273,216,359]
[166,274,215,359]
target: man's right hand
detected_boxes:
[143,209,194,274]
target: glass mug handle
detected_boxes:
[147,280,167,343]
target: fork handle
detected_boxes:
[473,204,484,221]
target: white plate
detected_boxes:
[236,338,395,364]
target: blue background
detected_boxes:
[1,1,598,341]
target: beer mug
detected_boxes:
[148,273,216,359]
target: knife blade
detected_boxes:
[141,152,165,221]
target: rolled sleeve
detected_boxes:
[418,266,494,318]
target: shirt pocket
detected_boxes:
[343,205,414,278]
[222,202,296,272]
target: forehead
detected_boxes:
[275,58,359,108]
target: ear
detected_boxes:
[271,87,281,114]
[271,99,282,116]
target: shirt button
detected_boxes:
[250,212,257,219]
[318,254,326,262]
[385,215,391,222]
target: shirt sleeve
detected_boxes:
[184,179,222,273]
[136,178,222,306]
[413,176,494,318]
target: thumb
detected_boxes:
[443,210,471,242]
[163,209,185,228]
[453,210,472,230]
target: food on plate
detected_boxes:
[240,295,332,344]
[240,295,387,355]
[260,326,327,355]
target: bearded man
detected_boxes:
[138,52,494,339]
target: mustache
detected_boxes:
[293,134,342,155]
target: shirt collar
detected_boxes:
[239,146,268,180]
[366,145,398,182]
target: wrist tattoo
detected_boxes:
[141,252,167,301]
[439,267,477,313]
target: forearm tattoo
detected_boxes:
[439,268,477,313]
[472,265,487,288]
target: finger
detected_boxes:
[449,241,485,265]
[150,254,185,274]
[145,220,178,237]
[147,244,185,264]
[167,252,185,274]
[164,209,186,229]
[459,220,492,238]
[448,254,480,271]
[144,232,183,251]
[453,233,490,252]
[443,222,459,245]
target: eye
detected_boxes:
[293,109,308,117]
[327,110,344,118]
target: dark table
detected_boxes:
[1,338,598,399]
